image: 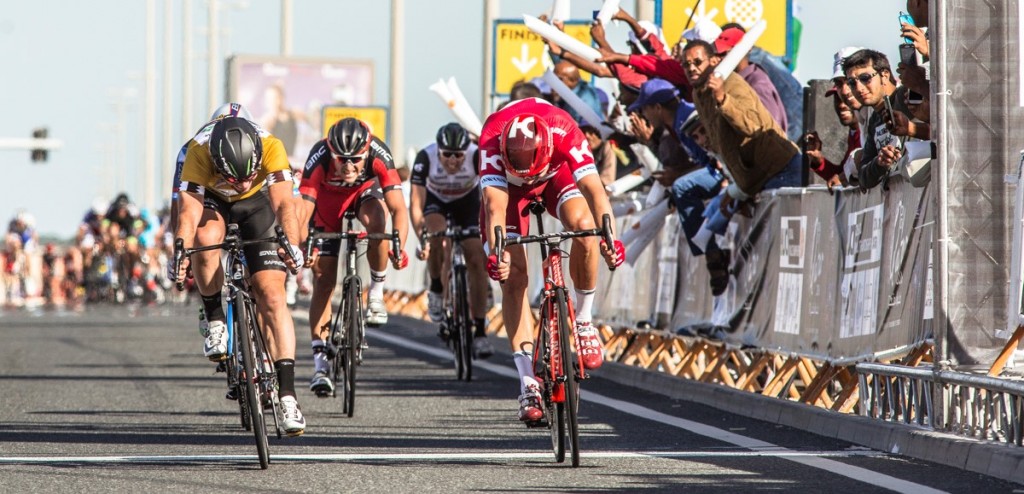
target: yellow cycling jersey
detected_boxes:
[178,120,293,203]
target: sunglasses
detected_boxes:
[846,71,879,88]
[440,151,465,159]
[332,153,367,164]
[224,170,258,184]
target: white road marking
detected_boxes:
[0,449,883,465]
[367,328,950,494]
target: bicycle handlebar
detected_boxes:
[421,226,481,242]
[492,213,616,272]
[309,229,401,260]
[172,225,299,290]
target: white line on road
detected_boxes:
[368,328,949,494]
[0,449,884,465]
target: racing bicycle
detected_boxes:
[173,223,298,469]
[493,201,614,467]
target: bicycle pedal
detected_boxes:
[524,418,549,429]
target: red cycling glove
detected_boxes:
[390,250,409,270]
[486,254,504,281]
[601,239,626,268]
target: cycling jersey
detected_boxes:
[178,120,293,202]
[478,98,598,190]
[410,143,480,202]
[299,136,401,200]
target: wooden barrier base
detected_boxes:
[380,289,934,415]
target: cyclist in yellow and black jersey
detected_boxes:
[173,116,307,436]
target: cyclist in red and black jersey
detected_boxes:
[298,118,410,396]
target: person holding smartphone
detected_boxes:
[840,49,909,190]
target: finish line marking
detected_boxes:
[0,449,884,465]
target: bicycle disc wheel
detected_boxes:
[555,288,581,467]
[236,292,270,469]
[343,279,360,418]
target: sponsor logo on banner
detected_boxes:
[774,216,806,335]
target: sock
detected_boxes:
[369,270,387,299]
[429,277,443,293]
[474,318,487,337]
[575,288,595,324]
[692,225,715,254]
[513,351,538,395]
[201,293,224,322]
[311,340,328,373]
[275,359,296,398]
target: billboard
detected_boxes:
[227,55,374,166]
[491,19,594,96]
[322,106,389,141]
[655,0,791,58]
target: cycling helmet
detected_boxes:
[499,114,553,179]
[209,102,253,121]
[435,122,470,151]
[209,117,262,182]
[327,118,371,157]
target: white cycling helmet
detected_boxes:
[209,102,253,121]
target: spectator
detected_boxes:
[713,27,788,135]
[546,18,648,106]
[551,60,608,124]
[685,38,802,295]
[803,81,861,190]
[841,49,908,190]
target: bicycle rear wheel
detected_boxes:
[451,266,472,381]
[235,291,270,469]
[555,288,581,467]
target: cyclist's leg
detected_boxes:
[357,191,389,324]
[309,251,339,386]
[550,176,604,370]
[423,209,446,322]
[191,199,228,359]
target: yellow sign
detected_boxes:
[658,0,789,57]
[492,20,593,95]
[321,106,389,140]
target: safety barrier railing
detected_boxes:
[856,362,1024,446]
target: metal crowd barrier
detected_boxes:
[857,361,1024,446]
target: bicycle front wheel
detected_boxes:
[555,288,581,467]
[342,278,361,418]
[538,297,566,463]
[235,291,270,469]
[452,265,473,382]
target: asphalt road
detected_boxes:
[0,303,1019,493]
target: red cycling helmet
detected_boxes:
[499,114,553,179]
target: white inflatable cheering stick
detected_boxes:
[712,19,767,79]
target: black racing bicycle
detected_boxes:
[307,210,399,417]
[494,201,614,467]
[420,214,480,382]
[173,223,298,469]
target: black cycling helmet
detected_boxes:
[209,117,262,182]
[327,118,371,157]
[435,122,470,151]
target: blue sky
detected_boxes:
[1,0,903,237]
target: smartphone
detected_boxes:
[898,11,915,44]
[899,43,918,66]
[906,90,924,105]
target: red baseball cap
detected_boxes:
[713,27,745,55]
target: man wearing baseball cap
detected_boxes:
[712,27,788,134]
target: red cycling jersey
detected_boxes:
[477,98,598,190]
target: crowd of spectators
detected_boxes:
[520,1,931,298]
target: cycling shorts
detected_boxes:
[423,190,481,230]
[481,164,582,238]
[202,189,286,274]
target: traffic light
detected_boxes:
[31,127,48,163]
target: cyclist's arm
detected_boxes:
[175,191,204,249]
[382,188,409,252]
[410,184,426,235]
[268,180,299,244]
[481,185,508,250]
[576,173,615,237]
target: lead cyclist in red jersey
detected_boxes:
[479,98,625,422]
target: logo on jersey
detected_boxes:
[370,139,393,163]
[479,149,503,173]
[306,145,328,170]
